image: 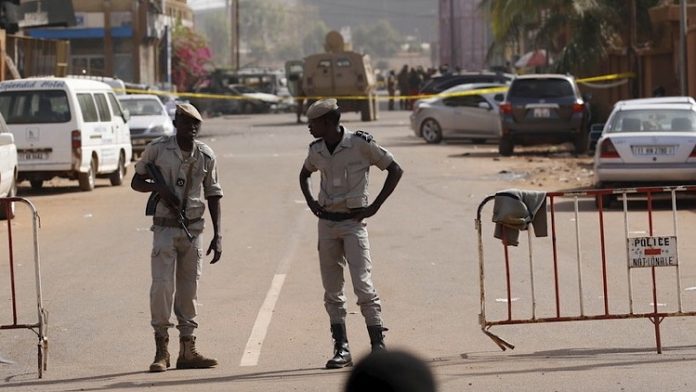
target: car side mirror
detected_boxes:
[122,108,131,122]
[493,93,504,102]
[0,132,13,146]
[478,101,492,110]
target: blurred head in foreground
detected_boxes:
[345,350,436,392]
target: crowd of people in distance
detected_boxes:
[385,64,460,111]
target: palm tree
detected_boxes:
[480,0,660,74]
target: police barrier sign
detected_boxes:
[627,236,678,268]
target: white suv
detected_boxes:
[0,112,17,219]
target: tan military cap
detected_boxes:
[176,103,203,122]
[306,98,339,120]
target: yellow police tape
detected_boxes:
[119,72,636,103]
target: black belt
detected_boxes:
[320,210,362,222]
[153,216,202,228]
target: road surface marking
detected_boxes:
[240,212,305,367]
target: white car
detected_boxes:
[0,112,18,219]
[409,83,506,144]
[593,98,696,204]
[118,94,175,156]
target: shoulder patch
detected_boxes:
[195,141,216,160]
[354,130,374,143]
[310,138,323,147]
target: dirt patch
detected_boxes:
[493,144,595,191]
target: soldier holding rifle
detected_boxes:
[131,103,223,372]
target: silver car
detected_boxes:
[118,94,175,156]
[410,83,506,144]
[593,99,696,201]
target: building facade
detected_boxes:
[26,0,193,86]
[438,0,492,72]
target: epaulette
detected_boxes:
[195,140,216,160]
[310,138,323,147]
[354,130,374,143]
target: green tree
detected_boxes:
[352,19,402,57]
[195,1,327,67]
[480,0,660,74]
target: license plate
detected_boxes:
[22,152,48,160]
[533,108,550,118]
[632,145,676,156]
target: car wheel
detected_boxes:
[420,118,443,144]
[79,156,97,192]
[0,174,16,220]
[109,152,126,186]
[242,101,254,114]
[498,135,514,156]
[30,180,43,190]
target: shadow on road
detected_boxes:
[2,365,349,390]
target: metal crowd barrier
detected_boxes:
[475,186,696,354]
[0,197,48,378]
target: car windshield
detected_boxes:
[508,79,575,99]
[608,109,696,133]
[120,99,164,116]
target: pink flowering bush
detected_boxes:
[172,24,213,92]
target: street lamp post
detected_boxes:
[679,0,687,96]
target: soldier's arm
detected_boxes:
[131,172,155,193]
[352,161,403,221]
[299,166,325,218]
[206,195,222,264]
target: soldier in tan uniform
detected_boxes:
[299,98,403,369]
[131,103,223,372]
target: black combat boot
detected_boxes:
[367,325,388,351]
[326,323,352,369]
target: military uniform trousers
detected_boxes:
[150,225,203,337]
[318,218,382,326]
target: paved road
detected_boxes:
[2,110,696,391]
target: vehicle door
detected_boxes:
[76,92,103,171]
[508,78,576,125]
[442,94,499,135]
[93,92,120,172]
[0,89,72,170]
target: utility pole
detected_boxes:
[104,0,113,76]
[228,0,240,70]
[679,0,687,96]
[450,0,457,68]
[235,0,240,70]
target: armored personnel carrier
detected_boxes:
[301,31,378,121]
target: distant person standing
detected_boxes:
[407,67,422,110]
[397,65,409,110]
[296,82,306,124]
[299,99,403,369]
[387,70,397,111]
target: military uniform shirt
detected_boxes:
[135,135,223,232]
[303,126,393,209]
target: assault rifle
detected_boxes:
[144,163,194,242]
